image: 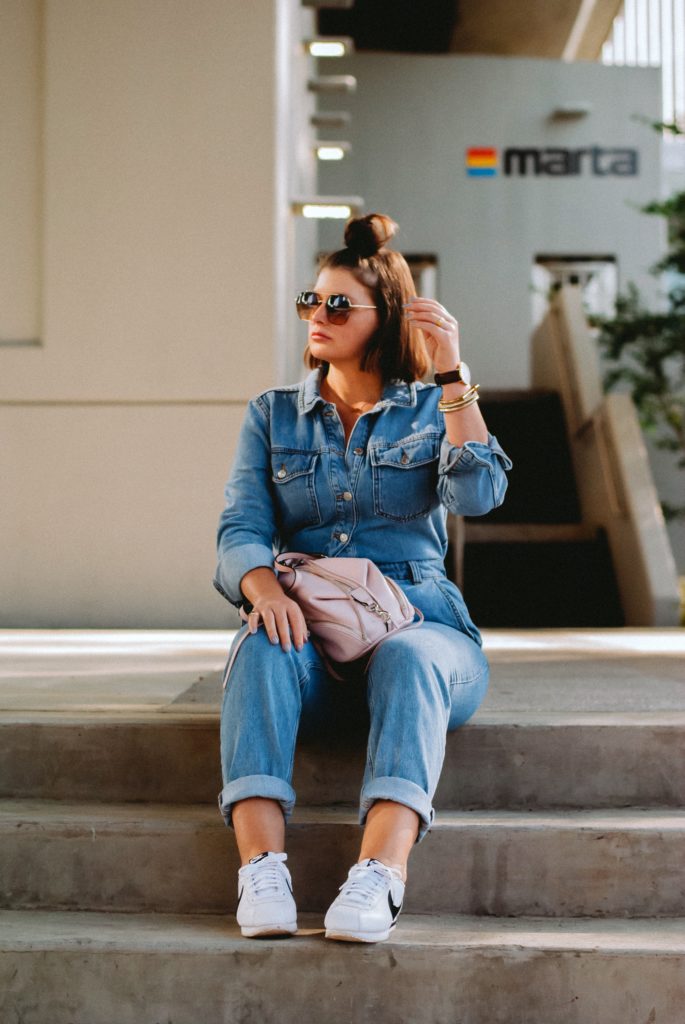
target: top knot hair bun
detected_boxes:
[344,213,398,259]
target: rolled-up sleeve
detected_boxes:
[437,432,513,516]
[213,396,278,608]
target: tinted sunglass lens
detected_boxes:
[295,291,320,320]
[326,294,352,324]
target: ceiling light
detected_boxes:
[291,197,363,219]
[315,142,350,160]
[307,75,357,94]
[305,38,354,58]
[301,0,354,8]
[310,112,351,130]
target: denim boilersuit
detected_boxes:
[214,368,512,842]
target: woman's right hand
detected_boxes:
[239,567,309,652]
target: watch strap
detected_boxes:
[434,366,466,385]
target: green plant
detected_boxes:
[592,126,685,520]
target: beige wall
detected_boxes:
[0,0,42,342]
[0,0,316,627]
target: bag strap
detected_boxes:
[275,554,413,620]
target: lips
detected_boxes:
[310,331,332,340]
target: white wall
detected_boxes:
[319,55,663,388]
[0,0,317,627]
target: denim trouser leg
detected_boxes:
[218,627,311,827]
[218,621,489,841]
[360,622,489,842]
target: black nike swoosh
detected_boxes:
[237,887,243,909]
[387,890,403,921]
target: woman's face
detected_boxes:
[306,267,380,371]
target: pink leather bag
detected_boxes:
[222,552,423,687]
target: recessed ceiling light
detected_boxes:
[301,0,354,8]
[310,112,351,130]
[305,37,354,58]
[315,142,350,160]
[307,75,357,94]
[291,197,363,219]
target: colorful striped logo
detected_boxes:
[466,147,498,177]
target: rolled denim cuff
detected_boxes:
[439,432,512,474]
[218,774,296,828]
[359,776,435,844]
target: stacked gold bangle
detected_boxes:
[437,383,480,414]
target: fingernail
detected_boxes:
[270,635,278,645]
[284,643,291,652]
[296,643,303,652]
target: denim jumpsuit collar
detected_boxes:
[299,368,418,415]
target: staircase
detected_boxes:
[456,390,625,627]
[1,628,684,1023]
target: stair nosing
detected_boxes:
[2,908,684,955]
[2,799,685,831]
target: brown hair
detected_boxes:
[304,212,429,383]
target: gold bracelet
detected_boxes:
[440,382,479,402]
[438,383,480,413]
[439,391,480,412]
[439,393,480,413]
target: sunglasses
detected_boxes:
[295,291,376,325]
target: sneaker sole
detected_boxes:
[325,926,393,943]
[240,922,298,938]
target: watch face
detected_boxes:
[459,361,471,385]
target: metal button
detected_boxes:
[401,452,409,465]
[277,466,287,479]
[353,447,364,456]
[343,491,353,501]
[339,532,349,543]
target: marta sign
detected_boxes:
[466,146,638,177]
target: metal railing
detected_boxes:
[602,0,685,129]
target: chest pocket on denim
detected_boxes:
[370,432,441,521]
[271,450,322,533]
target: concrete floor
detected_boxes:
[0,627,683,717]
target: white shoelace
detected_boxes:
[338,860,401,907]
[241,853,289,900]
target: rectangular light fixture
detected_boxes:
[310,112,351,130]
[315,142,350,160]
[551,103,593,119]
[301,0,354,8]
[307,75,357,94]
[305,37,354,58]
[291,196,363,219]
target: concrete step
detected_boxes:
[2,799,684,918]
[2,711,684,809]
[2,908,684,1024]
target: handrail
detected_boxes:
[531,285,680,626]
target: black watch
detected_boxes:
[434,362,471,386]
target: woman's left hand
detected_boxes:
[404,297,460,374]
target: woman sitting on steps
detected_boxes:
[213,212,512,942]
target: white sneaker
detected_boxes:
[236,851,297,938]
[324,858,405,942]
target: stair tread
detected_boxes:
[2,908,684,955]
[2,798,684,830]
[2,628,683,715]
[2,709,685,726]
